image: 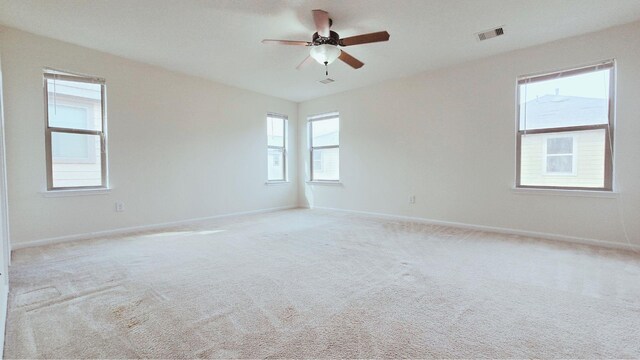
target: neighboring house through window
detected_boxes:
[44,69,107,190]
[309,112,339,181]
[516,61,614,190]
[267,113,287,181]
[544,135,575,175]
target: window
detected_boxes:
[267,114,287,181]
[544,136,575,175]
[44,70,107,190]
[516,61,614,190]
[309,112,339,181]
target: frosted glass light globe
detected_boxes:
[310,44,341,65]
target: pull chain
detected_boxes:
[53,74,57,115]
[324,61,328,76]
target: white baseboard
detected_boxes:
[309,206,640,252]
[11,205,298,251]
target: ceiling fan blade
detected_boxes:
[338,51,364,69]
[261,39,311,46]
[312,9,330,37]
[296,55,315,70]
[339,31,390,46]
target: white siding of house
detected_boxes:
[52,160,102,187]
[520,129,606,188]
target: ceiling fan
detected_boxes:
[262,9,390,75]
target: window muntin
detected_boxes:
[44,71,107,190]
[309,112,339,181]
[267,114,287,182]
[516,61,614,190]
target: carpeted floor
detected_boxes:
[4,209,640,358]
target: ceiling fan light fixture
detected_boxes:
[262,9,390,72]
[310,44,341,65]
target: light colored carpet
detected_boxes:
[4,209,640,358]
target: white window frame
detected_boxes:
[516,60,614,191]
[44,69,108,191]
[308,112,339,182]
[543,134,577,176]
[266,113,288,182]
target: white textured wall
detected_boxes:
[0,27,298,246]
[298,21,640,247]
[0,43,10,282]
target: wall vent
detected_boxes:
[476,27,504,41]
[319,78,335,84]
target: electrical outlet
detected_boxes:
[409,195,416,204]
[115,202,125,212]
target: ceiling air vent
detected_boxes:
[476,27,504,41]
[319,78,335,84]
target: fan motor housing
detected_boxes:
[312,31,340,46]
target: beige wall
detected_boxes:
[0,39,10,300]
[298,21,640,247]
[0,27,298,246]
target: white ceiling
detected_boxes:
[1,0,640,102]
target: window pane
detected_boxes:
[547,137,573,154]
[520,129,606,188]
[311,118,339,147]
[47,78,102,131]
[267,148,285,181]
[547,155,573,173]
[53,132,90,159]
[51,132,102,188]
[312,147,339,181]
[519,69,610,130]
[267,117,285,147]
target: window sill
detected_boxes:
[41,188,111,197]
[306,181,343,186]
[265,181,290,186]
[511,187,618,198]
